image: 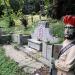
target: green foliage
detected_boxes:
[45,0,50,5]
[0,17,9,27]
[0,16,15,33]
[0,47,26,75]
[9,0,20,14]
[0,34,12,44]
[0,0,1,5]
[49,19,64,38]
[0,5,5,17]
[9,18,15,27]
[20,17,28,28]
[34,0,40,13]
[22,1,34,14]
[22,0,40,15]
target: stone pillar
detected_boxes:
[42,42,52,72]
[42,42,47,58]
[12,34,21,44]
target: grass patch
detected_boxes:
[49,19,64,38]
[0,47,27,75]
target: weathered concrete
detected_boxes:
[19,46,51,67]
[12,34,31,45]
[3,44,61,74]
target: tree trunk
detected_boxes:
[51,0,75,19]
[52,0,64,19]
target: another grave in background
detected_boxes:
[12,34,31,45]
[0,34,12,44]
[0,27,12,44]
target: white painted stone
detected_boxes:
[12,34,20,44]
[28,39,42,51]
[42,42,47,58]
[42,42,52,72]
[46,45,52,61]
[46,45,52,71]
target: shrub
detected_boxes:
[9,18,15,27]
[9,0,20,14]
[0,5,5,17]
[20,18,28,28]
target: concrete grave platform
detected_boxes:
[3,45,50,74]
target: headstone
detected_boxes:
[29,20,58,51]
[31,20,59,43]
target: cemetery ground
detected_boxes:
[0,15,63,75]
[0,46,26,75]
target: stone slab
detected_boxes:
[28,39,42,51]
